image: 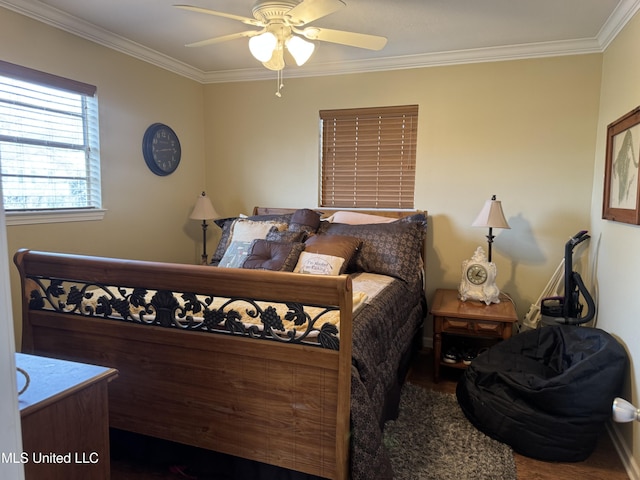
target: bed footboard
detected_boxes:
[14,249,353,480]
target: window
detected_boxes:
[0,61,101,220]
[320,105,418,209]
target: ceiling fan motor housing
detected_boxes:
[252,1,300,24]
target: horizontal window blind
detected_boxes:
[0,60,101,211]
[320,105,418,209]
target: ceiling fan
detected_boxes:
[174,0,388,72]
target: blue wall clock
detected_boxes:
[142,123,181,176]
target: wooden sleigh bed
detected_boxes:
[15,207,427,480]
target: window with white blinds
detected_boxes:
[0,60,101,212]
[320,105,418,209]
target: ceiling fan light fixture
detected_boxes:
[286,35,315,66]
[177,0,387,96]
[249,31,277,62]
[262,41,285,71]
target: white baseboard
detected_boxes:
[606,420,639,480]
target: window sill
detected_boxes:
[6,209,107,226]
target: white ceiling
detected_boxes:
[2,0,639,83]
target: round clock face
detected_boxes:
[142,123,181,176]
[466,263,488,285]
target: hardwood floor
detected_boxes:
[111,348,630,479]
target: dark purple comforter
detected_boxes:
[349,275,425,480]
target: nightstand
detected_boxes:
[430,288,517,382]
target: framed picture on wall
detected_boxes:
[603,106,640,224]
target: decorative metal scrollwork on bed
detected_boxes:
[26,276,341,350]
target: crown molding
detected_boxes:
[1,0,638,85]
[202,38,604,84]
[0,0,206,82]
[598,0,640,50]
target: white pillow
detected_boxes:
[323,211,396,225]
[230,219,285,242]
[294,252,344,276]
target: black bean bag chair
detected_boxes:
[456,325,628,462]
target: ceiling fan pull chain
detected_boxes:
[275,69,284,97]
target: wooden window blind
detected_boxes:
[320,104,418,209]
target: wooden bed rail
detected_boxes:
[15,249,353,480]
[13,248,353,306]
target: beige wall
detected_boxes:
[204,55,602,333]
[592,9,640,477]
[0,8,208,345]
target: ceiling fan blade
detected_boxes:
[185,30,260,48]
[174,4,262,26]
[301,27,387,50]
[286,0,345,25]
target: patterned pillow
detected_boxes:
[319,217,426,282]
[289,208,322,234]
[218,240,254,268]
[266,229,307,243]
[211,217,236,264]
[242,240,305,271]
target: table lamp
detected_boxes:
[471,194,510,262]
[190,191,220,264]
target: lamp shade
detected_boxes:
[472,195,511,229]
[249,31,277,63]
[190,192,219,221]
[286,35,315,66]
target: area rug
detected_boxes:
[383,383,517,480]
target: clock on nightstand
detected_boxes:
[459,246,500,305]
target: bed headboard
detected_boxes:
[253,206,425,220]
[253,207,428,267]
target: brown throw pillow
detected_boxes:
[242,240,305,271]
[303,234,361,274]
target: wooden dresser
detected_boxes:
[16,353,118,480]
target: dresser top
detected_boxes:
[16,353,118,416]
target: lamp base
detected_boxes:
[200,220,209,265]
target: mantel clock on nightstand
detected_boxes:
[430,288,518,382]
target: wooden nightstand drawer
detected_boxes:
[442,318,505,337]
[442,317,472,332]
[474,321,504,336]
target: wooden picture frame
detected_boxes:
[603,106,640,224]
